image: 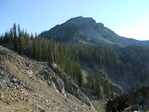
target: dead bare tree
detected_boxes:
[105,93,129,112]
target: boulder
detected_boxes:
[10,77,17,83]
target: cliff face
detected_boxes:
[0,46,94,112]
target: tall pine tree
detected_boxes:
[94,68,102,98]
[13,23,18,50]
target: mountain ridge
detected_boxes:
[39,16,149,46]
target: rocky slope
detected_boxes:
[40,16,149,46]
[39,16,149,93]
[0,45,96,112]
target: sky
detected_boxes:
[0,0,149,40]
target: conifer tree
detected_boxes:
[10,28,13,41]
[17,24,23,55]
[103,79,110,98]
[48,39,54,62]
[18,33,23,55]
[110,83,114,99]
[3,32,9,43]
[0,35,2,44]
[77,65,82,87]
[18,24,21,36]
[87,69,92,89]
[94,68,102,98]
[37,37,42,60]
[13,23,18,50]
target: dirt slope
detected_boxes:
[0,46,95,112]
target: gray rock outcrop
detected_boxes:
[46,63,94,108]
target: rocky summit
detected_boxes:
[40,16,149,46]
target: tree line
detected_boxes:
[0,23,83,87]
[0,23,123,99]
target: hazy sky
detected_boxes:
[0,0,149,40]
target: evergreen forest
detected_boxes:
[0,23,149,99]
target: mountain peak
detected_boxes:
[66,16,96,26]
[39,16,149,46]
[39,16,119,45]
[67,16,94,21]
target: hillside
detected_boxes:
[0,45,97,112]
[1,20,149,111]
[40,16,149,46]
[39,16,149,93]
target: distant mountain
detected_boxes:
[40,16,149,46]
